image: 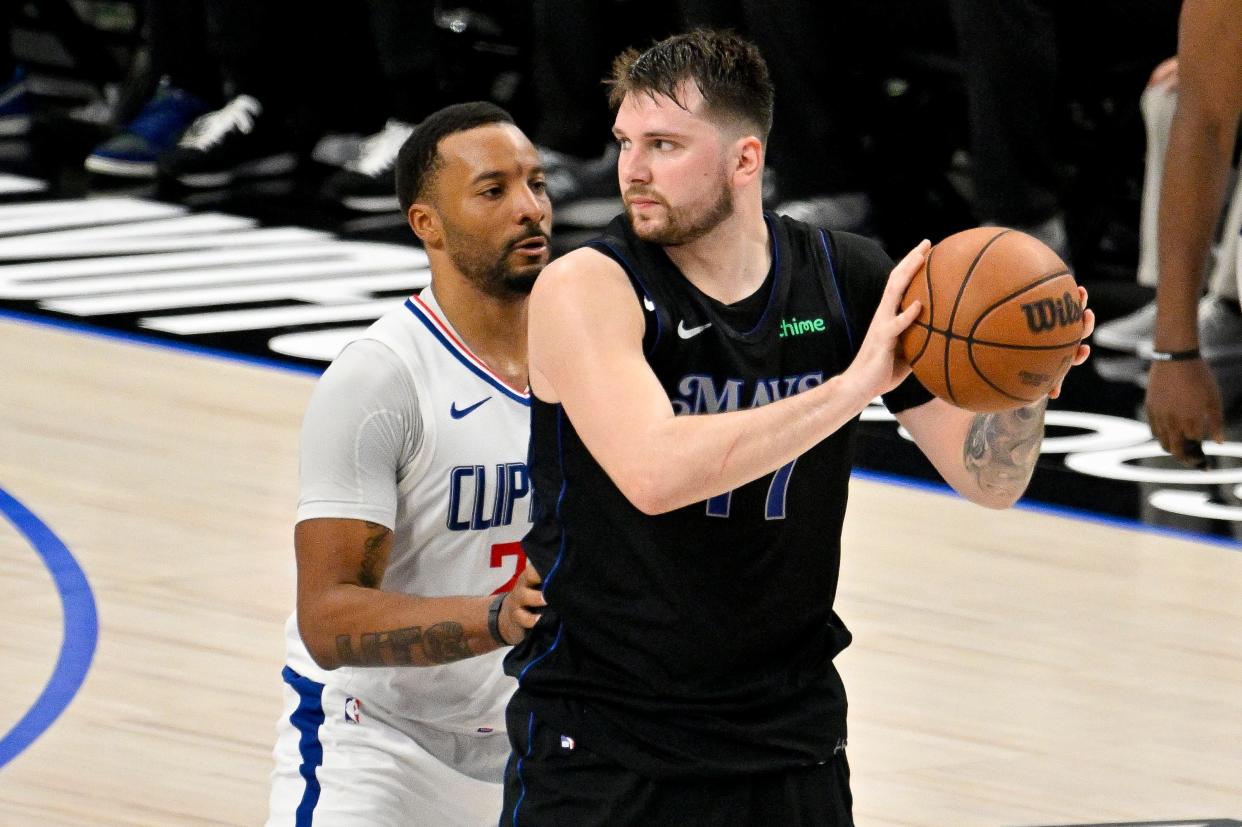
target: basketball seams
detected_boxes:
[942,229,1010,405]
[909,320,1081,351]
[965,341,1042,407]
[966,268,1077,343]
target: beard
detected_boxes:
[625,174,734,246]
[443,219,546,301]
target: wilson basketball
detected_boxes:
[899,228,1084,412]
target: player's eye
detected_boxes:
[530,180,547,195]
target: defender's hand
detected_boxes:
[498,561,546,645]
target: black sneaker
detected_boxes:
[320,119,414,212]
[157,95,297,188]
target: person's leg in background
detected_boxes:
[948,0,1068,258]
[84,0,216,178]
[0,1,30,137]
[530,0,681,205]
[156,0,309,188]
[738,0,875,232]
[319,0,441,212]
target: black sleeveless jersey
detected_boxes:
[504,212,932,778]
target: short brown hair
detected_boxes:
[606,29,774,142]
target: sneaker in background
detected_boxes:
[84,80,211,178]
[1102,296,1242,362]
[1135,297,1242,363]
[538,144,619,204]
[1093,301,1158,354]
[157,95,297,188]
[319,119,414,212]
[777,192,874,235]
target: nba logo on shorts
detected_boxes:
[344,697,362,724]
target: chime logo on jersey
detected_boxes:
[344,697,362,724]
[446,462,532,531]
[670,371,825,415]
[778,316,826,338]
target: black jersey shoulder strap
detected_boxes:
[814,227,858,359]
[584,221,671,357]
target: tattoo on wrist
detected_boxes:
[963,401,1046,497]
[335,621,474,666]
[356,522,387,588]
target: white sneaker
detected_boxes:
[1129,297,1242,362]
[1093,301,1157,353]
[320,120,415,212]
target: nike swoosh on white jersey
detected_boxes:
[677,320,712,339]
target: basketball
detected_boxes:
[899,227,1084,412]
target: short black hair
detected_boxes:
[606,29,773,142]
[395,101,516,213]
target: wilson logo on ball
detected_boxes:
[1019,292,1083,334]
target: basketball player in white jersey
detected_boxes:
[266,102,551,826]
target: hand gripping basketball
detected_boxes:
[898,228,1093,412]
[846,239,932,401]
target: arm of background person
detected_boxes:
[1147,0,1242,463]
[527,241,929,516]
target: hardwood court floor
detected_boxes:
[1,316,1239,826]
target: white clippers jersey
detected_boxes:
[283,289,532,735]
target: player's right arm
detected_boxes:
[527,241,929,515]
[293,342,543,670]
[295,518,543,669]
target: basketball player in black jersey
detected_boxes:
[502,30,1093,826]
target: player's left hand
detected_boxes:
[499,561,546,645]
[1048,285,1094,400]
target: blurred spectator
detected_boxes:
[948,0,1179,262]
[319,0,455,212]
[85,0,379,189]
[677,0,957,235]
[84,0,213,177]
[529,0,681,204]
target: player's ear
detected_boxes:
[733,135,763,186]
[408,203,444,249]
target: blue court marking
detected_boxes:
[0,307,324,377]
[851,468,1242,552]
[0,486,99,769]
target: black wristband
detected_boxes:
[487,593,508,646]
[1149,347,1201,362]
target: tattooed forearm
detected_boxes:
[963,400,1046,500]
[335,622,474,666]
[356,521,388,588]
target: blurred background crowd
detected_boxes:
[1,0,1238,372]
